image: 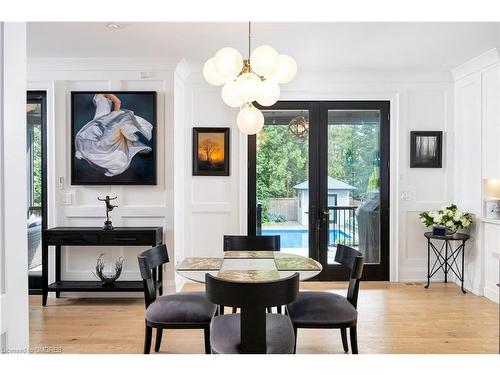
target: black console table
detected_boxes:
[42,227,163,306]
[424,231,469,294]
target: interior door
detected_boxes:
[318,101,390,280]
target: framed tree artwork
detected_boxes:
[192,127,230,176]
[71,91,157,185]
[410,131,443,168]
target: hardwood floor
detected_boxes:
[29,282,499,354]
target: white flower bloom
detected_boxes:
[433,214,443,224]
[445,220,454,228]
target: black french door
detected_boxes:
[248,101,390,281]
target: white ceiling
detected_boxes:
[27,22,499,71]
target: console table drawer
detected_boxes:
[44,232,99,245]
[97,231,155,245]
[44,227,162,247]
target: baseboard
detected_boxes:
[484,286,499,304]
[398,266,445,282]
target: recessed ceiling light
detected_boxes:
[106,23,121,30]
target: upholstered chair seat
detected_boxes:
[287,291,357,327]
[145,291,216,324]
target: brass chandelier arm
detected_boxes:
[235,22,266,82]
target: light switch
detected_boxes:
[400,191,414,201]
[61,193,73,205]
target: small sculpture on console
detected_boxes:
[92,254,125,286]
[98,195,118,230]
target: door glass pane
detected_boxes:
[27,102,43,272]
[327,110,381,265]
[257,110,309,257]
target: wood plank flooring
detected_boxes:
[29,282,499,354]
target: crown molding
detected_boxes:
[452,48,500,81]
[28,57,182,72]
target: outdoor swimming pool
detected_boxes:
[261,228,350,248]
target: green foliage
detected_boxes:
[327,124,380,200]
[367,167,380,192]
[256,126,308,222]
[256,122,381,222]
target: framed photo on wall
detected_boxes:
[192,127,230,176]
[410,131,443,168]
[71,91,157,185]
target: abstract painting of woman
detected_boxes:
[71,91,157,184]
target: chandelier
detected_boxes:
[203,22,297,135]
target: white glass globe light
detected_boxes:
[269,55,297,84]
[237,104,264,135]
[221,81,244,108]
[203,58,225,86]
[235,72,262,102]
[256,78,280,107]
[213,47,244,79]
[250,45,279,77]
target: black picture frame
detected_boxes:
[410,131,443,168]
[192,127,230,176]
[71,91,157,185]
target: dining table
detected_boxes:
[175,251,322,283]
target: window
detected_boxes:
[27,103,42,212]
[327,193,337,207]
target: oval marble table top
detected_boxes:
[176,251,323,283]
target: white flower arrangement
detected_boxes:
[419,204,472,231]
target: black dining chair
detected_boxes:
[286,244,364,354]
[223,235,281,252]
[138,244,217,354]
[223,235,281,314]
[205,272,299,354]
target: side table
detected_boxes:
[424,231,470,294]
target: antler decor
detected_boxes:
[92,254,125,286]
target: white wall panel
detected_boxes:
[28,58,180,294]
[184,68,454,282]
[482,66,500,179]
[29,56,456,290]
[454,71,484,295]
[191,212,232,257]
[0,22,29,351]
[483,223,500,302]
[192,177,232,204]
